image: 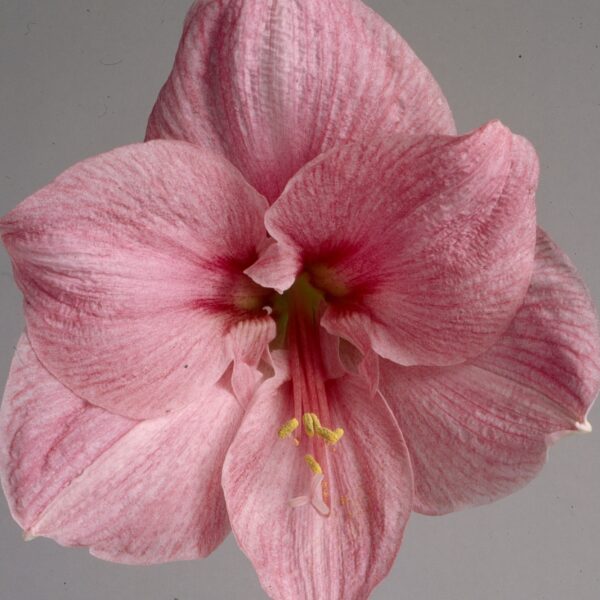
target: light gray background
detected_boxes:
[1,1,599,598]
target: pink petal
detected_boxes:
[0,335,135,531]
[222,371,413,600]
[244,238,301,294]
[379,229,600,515]
[146,0,455,203]
[257,121,539,366]
[1,141,270,419]
[1,334,242,564]
[227,315,276,407]
[318,329,347,381]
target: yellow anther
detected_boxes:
[316,427,345,445]
[278,418,299,440]
[304,454,323,475]
[303,412,344,444]
[303,413,318,437]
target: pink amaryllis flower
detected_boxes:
[1,1,599,599]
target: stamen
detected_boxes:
[278,418,299,439]
[316,426,344,445]
[302,412,344,444]
[304,454,323,475]
[303,412,317,437]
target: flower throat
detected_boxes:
[273,274,345,516]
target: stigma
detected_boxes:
[278,411,344,517]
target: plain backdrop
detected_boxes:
[1,1,599,599]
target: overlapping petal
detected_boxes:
[251,121,539,367]
[222,370,413,600]
[379,229,600,515]
[146,0,455,202]
[0,335,242,564]
[228,315,277,407]
[0,141,270,419]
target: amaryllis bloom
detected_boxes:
[1,1,599,599]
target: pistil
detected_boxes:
[287,275,332,434]
[275,274,345,516]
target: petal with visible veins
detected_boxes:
[252,121,538,367]
[0,141,270,419]
[228,315,277,407]
[379,229,600,515]
[0,334,242,564]
[146,0,455,203]
[222,370,413,600]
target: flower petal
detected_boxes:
[0,334,242,563]
[379,229,600,515]
[146,0,455,203]
[244,237,301,294]
[257,121,538,366]
[0,335,135,532]
[1,141,270,419]
[227,315,277,407]
[222,371,413,600]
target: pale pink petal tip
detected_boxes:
[380,229,600,515]
[575,419,592,433]
[244,239,300,294]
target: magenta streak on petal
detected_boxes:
[255,121,538,368]
[0,140,270,420]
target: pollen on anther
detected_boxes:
[303,412,344,445]
[317,426,344,444]
[304,454,323,475]
[303,413,317,437]
[278,418,299,439]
